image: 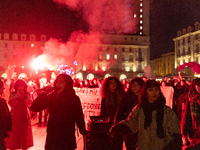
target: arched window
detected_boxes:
[120,74,127,80]
[104,74,111,79]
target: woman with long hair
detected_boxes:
[114,77,144,150]
[5,79,33,150]
[100,76,125,150]
[110,79,182,150]
[31,74,87,150]
[100,76,125,127]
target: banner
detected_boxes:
[74,87,101,124]
[74,86,174,124]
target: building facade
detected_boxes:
[150,52,175,78]
[75,0,150,80]
[173,21,200,75]
[0,33,46,78]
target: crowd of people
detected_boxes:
[0,73,200,150]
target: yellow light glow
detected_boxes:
[83,65,86,71]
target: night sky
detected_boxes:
[1,0,200,59]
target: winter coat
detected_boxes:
[117,105,181,150]
[0,97,12,138]
[101,91,123,127]
[5,92,33,149]
[188,90,200,130]
[0,97,12,150]
[31,89,86,150]
[114,90,139,124]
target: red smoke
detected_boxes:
[34,0,139,74]
[177,61,200,73]
[53,0,137,34]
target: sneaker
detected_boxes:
[183,137,190,146]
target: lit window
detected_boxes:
[134,14,136,18]
[31,44,34,47]
[99,55,102,60]
[140,14,143,18]
[114,54,117,60]
[140,26,143,30]
[140,32,142,35]
[140,20,143,24]
[107,54,110,60]
[140,9,143,12]
[140,3,143,7]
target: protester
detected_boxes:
[183,78,200,150]
[0,79,12,150]
[100,76,124,149]
[110,79,182,150]
[31,74,87,150]
[114,77,144,150]
[100,76,125,128]
[5,79,33,150]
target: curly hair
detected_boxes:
[100,76,124,98]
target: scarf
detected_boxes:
[143,98,165,139]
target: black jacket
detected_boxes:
[114,90,139,124]
[31,89,86,150]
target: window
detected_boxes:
[140,14,143,18]
[196,44,199,52]
[177,40,180,46]
[30,34,35,41]
[129,55,133,61]
[138,49,142,62]
[4,33,9,40]
[21,34,26,41]
[106,54,110,60]
[114,54,117,60]
[12,33,18,40]
[99,54,102,60]
[122,48,125,52]
[129,48,132,52]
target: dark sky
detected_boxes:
[150,0,200,59]
[1,0,200,59]
[0,0,89,41]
